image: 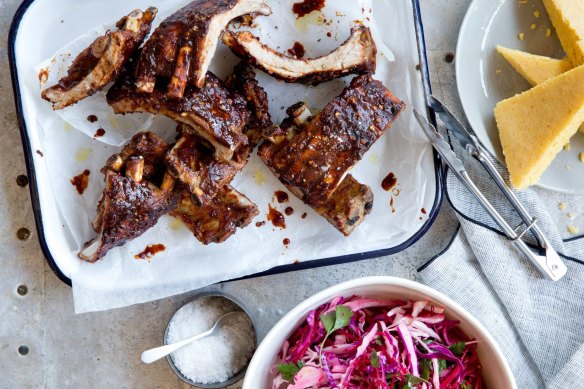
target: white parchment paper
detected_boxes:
[32,0,436,313]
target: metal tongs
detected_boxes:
[414,95,567,281]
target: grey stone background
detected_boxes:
[0,0,522,387]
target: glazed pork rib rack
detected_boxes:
[259,102,374,236]
[42,7,157,110]
[260,74,405,209]
[134,0,271,97]
[166,125,248,206]
[80,132,178,262]
[222,26,377,84]
[79,129,260,261]
[227,62,274,147]
[107,70,251,163]
[171,186,259,245]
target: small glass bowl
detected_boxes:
[164,291,258,388]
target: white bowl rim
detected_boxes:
[243,276,517,389]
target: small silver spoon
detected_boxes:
[141,311,244,364]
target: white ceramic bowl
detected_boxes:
[243,276,516,388]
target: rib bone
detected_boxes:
[41,8,157,110]
[222,26,377,84]
[135,0,271,97]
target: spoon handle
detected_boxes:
[141,328,213,364]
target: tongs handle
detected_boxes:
[474,145,545,246]
[455,169,567,281]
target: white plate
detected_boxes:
[456,0,584,194]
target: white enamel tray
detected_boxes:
[9,0,442,310]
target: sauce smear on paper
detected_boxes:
[283,238,291,246]
[71,169,90,195]
[288,42,306,58]
[381,172,397,191]
[38,68,49,83]
[87,115,98,123]
[275,191,289,203]
[285,207,294,216]
[292,0,326,18]
[94,128,106,138]
[134,244,165,260]
[268,205,286,228]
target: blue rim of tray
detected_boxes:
[8,0,444,287]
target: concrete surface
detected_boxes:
[0,0,525,387]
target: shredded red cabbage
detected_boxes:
[272,296,483,388]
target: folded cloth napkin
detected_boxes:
[418,132,584,388]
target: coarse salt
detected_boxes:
[167,296,256,385]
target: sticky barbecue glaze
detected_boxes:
[267,205,286,228]
[292,0,326,18]
[134,244,166,260]
[71,169,90,195]
[381,172,397,191]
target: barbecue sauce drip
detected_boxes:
[421,208,427,215]
[292,0,326,18]
[94,128,106,138]
[256,221,266,227]
[283,238,291,246]
[38,68,49,83]
[285,207,294,216]
[288,42,306,58]
[71,169,90,195]
[87,115,98,123]
[381,172,397,191]
[134,244,165,260]
[301,212,308,219]
[268,205,286,228]
[275,191,289,203]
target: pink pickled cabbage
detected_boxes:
[272,296,483,389]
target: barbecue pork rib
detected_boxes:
[171,186,259,244]
[228,62,273,148]
[107,70,250,162]
[222,26,377,84]
[166,125,246,205]
[79,151,178,262]
[135,0,271,97]
[259,103,373,236]
[263,74,404,207]
[42,8,157,110]
[104,131,171,182]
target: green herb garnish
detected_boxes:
[449,341,466,357]
[419,359,431,381]
[370,350,380,367]
[318,305,353,365]
[277,361,305,383]
[404,374,428,388]
[438,359,448,373]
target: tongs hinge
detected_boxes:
[511,218,538,242]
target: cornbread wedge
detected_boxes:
[542,0,584,66]
[494,65,584,189]
[496,46,572,86]
[496,46,584,134]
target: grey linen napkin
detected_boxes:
[417,133,584,388]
